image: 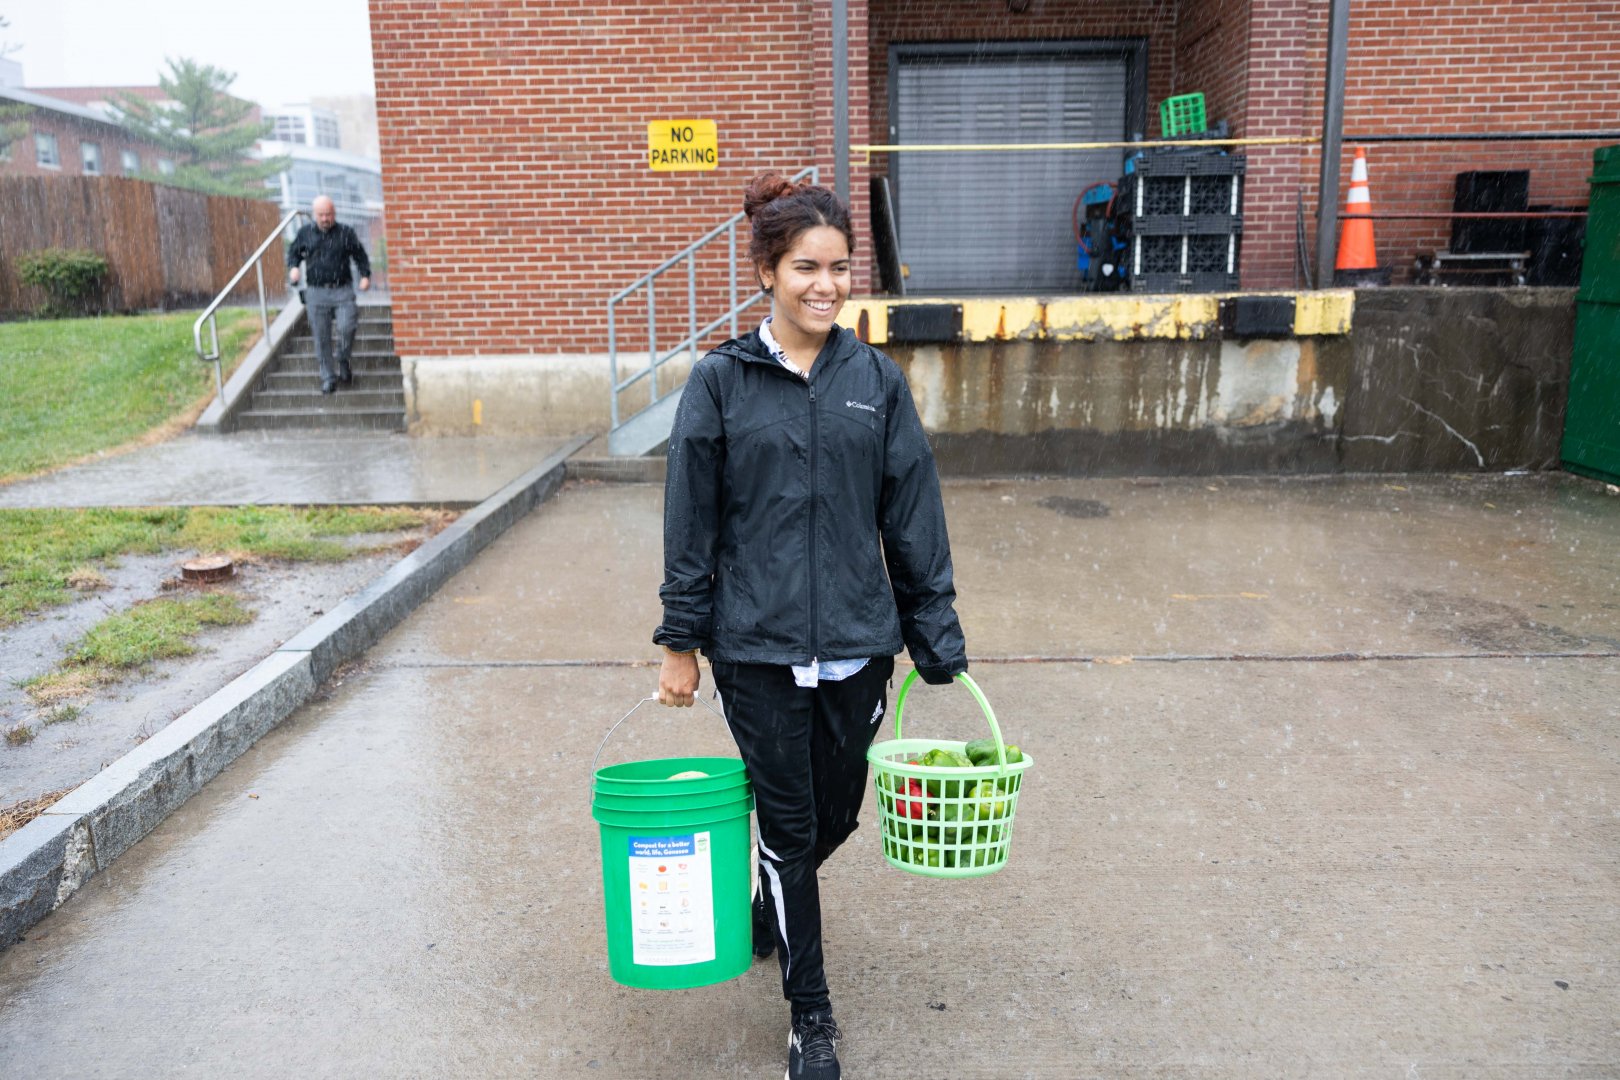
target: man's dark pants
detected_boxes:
[305,284,359,384]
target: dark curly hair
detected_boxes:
[743,172,855,282]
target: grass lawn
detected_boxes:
[0,308,265,482]
[23,591,256,707]
[0,504,446,628]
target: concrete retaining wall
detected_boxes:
[892,288,1574,476]
[411,288,1574,478]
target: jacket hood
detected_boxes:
[711,325,861,372]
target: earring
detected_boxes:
[762,284,774,296]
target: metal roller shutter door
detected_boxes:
[894,50,1128,294]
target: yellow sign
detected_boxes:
[648,120,717,172]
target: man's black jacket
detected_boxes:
[654,326,967,683]
[286,222,371,287]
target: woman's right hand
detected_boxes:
[657,649,701,707]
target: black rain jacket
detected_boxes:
[286,222,371,287]
[654,325,967,683]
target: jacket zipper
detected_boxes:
[807,378,819,665]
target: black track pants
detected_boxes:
[711,656,894,1017]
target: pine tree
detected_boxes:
[0,16,30,156]
[0,100,28,157]
[110,57,286,199]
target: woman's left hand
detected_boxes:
[657,650,701,707]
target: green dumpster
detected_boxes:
[1561,144,1620,483]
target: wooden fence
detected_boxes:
[0,176,284,316]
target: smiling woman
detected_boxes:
[651,172,969,1080]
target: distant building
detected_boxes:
[0,85,176,179]
[264,103,344,150]
[309,94,380,161]
[260,138,384,245]
[260,102,385,252]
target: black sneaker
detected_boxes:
[753,891,775,960]
[786,1010,840,1080]
[337,364,353,384]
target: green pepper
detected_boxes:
[919,748,974,796]
[971,780,1010,820]
[963,738,998,765]
[964,739,1023,766]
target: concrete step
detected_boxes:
[296,304,390,322]
[263,371,401,391]
[280,334,396,350]
[273,355,402,373]
[250,388,407,410]
[233,407,406,432]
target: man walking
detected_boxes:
[287,195,372,395]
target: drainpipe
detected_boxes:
[1314,0,1351,287]
[833,0,849,206]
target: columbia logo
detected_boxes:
[846,400,876,413]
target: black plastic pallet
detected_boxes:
[1118,172,1244,218]
[1123,213,1244,237]
[1131,151,1247,177]
[1128,271,1241,294]
[1131,234,1239,276]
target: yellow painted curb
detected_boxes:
[837,291,1355,344]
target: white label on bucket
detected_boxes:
[627,831,715,967]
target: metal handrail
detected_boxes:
[607,166,817,432]
[192,208,308,397]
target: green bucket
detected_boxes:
[590,696,754,990]
[593,756,749,797]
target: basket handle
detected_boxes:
[588,691,729,803]
[892,671,1014,775]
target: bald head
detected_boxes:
[312,196,336,230]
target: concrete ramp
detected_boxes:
[606,384,682,457]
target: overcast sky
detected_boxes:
[4,0,376,106]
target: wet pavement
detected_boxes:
[2,473,1618,1078]
[0,431,577,508]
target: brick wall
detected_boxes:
[1175,0,1251,137]
[371,0,866,359]
[370,0,1620,361]
[1231,0,1314,288]
[1160,0,1618,289]
[1302,0,1620,286]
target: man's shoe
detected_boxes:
[321,380,336,395]
[752,891,775,960]
[786,1010,840,1080]
[338,364,353,384]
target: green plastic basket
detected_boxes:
[1159,93,1207,138]
[866,672,1033,879]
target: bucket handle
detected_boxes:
[589,691,729,801]
[892,671,1016,775]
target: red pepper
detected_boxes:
[897,777,926,820]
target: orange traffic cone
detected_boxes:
[1333,146,1389,285]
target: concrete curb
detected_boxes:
[0,434,590,950]
[562,435,667,484]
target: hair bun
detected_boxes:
[743,171,801,220]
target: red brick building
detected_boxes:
[367,0,1619,435]
[0,86,178,180]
